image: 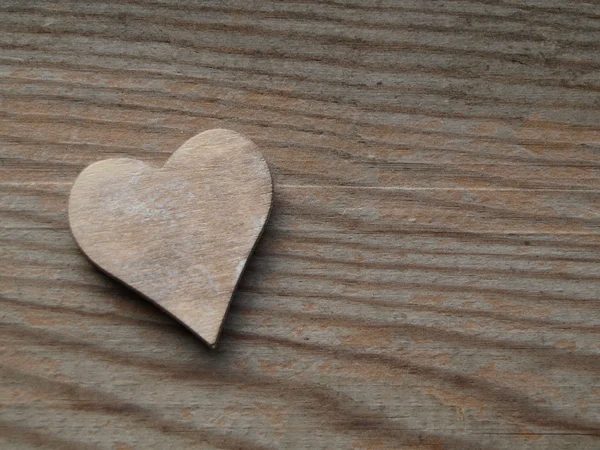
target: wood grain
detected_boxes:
[1,0,599,449]
[68,129,272,347]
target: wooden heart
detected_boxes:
[68,129,273,347]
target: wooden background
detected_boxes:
[1,0,599,448]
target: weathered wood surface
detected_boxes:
[1,1,599,449]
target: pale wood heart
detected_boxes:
[68,129,273,347]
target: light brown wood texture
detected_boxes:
[68,129,273,347]
[1,0,599,449]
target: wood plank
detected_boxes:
[1,1,599,449]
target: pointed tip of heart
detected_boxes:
[184,318,225,350]
[198,329,220,349]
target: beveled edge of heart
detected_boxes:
[68,129,273,348]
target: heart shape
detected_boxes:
[68,129,273,347]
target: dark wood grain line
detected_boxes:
[3,75,600,139]
[7,0,598,35]
[4,280,599,381]
[3,100,599,167]
[90,0,600,27]
[0,366,271,450]
[3,314,594,443]
[244,269,600,304]
[4,39,600,95]
[6,254,600,327]
[256,251,600,282]
[229,331,600,435]
[0,295,173,329]
[2,23,599,86]
[271,210,599,248]
[3,101,599,161]
[269,233,600,262]
[234,290,600,333]
[271,229,600,251]
[3,266,598,335]
[2,10,599,78]
[0,419,101,450]
[231,307,600,365]
[4,288,594,368]
[3,54,599,124]
[2,110,600,192]
[0,329,488,450]
[3,10,598,65]
[305,0,600,20]
[451,0,600,18]
[277,198,600,236]
[5,261,600,312]
[3,3,598,50]
[4,78,600,144]
[0,133,149,153]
